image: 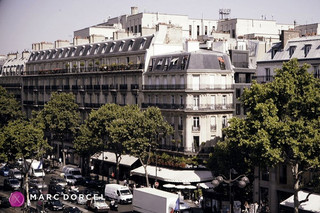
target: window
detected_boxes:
[197,25,200,36]
[261,167,269,181]
[222,95,227,109]
[289,46,296,58]
[218,57,226,70]
[122,94,126,105]
[155,95,159,104]
[193,117,200,131]
[313,65,320,78]
[271,48,278,59]
[138,25,142,33]
[140,38,146,49]
[210,116,216,131]
[236,89,241,99]
[148,95,151,104]
[180,95,183,105]
[279,165,287,184]
[236,104,241,115]
[134,26,137,33]
[128,39,134,50]
[193,95,199,110]
[265,68,271,81]
[210,95,216,109]
[189,25,192,36]
[304,44,312,57]
[205,26,208,35]
[171,95,175,104]
[222,116,227,128]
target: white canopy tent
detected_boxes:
[130,165,214,183]
[280,191,320,213]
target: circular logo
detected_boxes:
[9,191,25,207]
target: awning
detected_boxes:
[130,165,213,183]
[199,182,214,189]
[280,191,320,212]
[91,151,138,167]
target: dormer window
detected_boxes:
[110,42,116,52]
[119,41,125,51]
[289,46,296,58]
[218,57,226,70]
[140,38,147,49]
[304,44,312,57]
[128,39,135,50]
[271,48,278,59]
[94,45,100,54]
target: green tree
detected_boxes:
[74,104,121,179]
[1,119,50,208]
[225,59,320,213]
[36,92,80,165]
[125,107,173,187]
[0,86,22,128]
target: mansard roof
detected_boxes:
[259,36,320,63]
[28,35,154,63]
[148,49,232,71]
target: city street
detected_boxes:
[0,169,133,213]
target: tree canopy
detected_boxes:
[35,92,80,165]
[0,86,22,128]
[224,59,320,212]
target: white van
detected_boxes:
[62,166,83,183]
[9,168,22,180]
[104,184,133,204]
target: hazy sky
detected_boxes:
[0,0,319,55]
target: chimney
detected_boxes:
[280,30,300,49]
[131,7,138,15]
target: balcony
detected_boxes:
[85,85,93,90]
[187,84,234,90]
[143,84,185,90]
[186,104,233,111]
[102,85,109,91]
[94,85,101,90]
[25,63,144,76]
[141,103,185,110]
[192,125,200,131]
[252,76,274,83]
[210,125,217,131]
[119,84,128,91]
[131,84,139,90]
[109,84,118,91]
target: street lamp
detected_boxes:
[211,169,250,213]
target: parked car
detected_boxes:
[0,166,9,176]
[9,168,22,180]
[50,177,67,188]
[48,184,64,196]
[63,206,82,213]
[45,199,64,211]
[64,174,77,185]
[0,195,10,208]
[28,187,40,200]
[3,178,20,191]
[29,178,48,192]
[87,197,109,212]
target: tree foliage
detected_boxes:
[74,104,173,186]
[0,86,22,128]
[36,92,80,165]
[224,59,320,212]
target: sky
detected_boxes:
[0,0,319,55]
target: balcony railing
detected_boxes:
[186,84,234,90]
[119,84,128,90]
[186,104,233,110]
[252,76,274,83]
[131,84,139,90]
[192,125,200,131]
[210,125,217,131]
[141,103,185,109]
[109,84,118,90]
[143,84,185,90]
[24,63,144,75]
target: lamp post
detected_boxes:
[211,169,250,213]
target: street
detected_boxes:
[0,169,133,213]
